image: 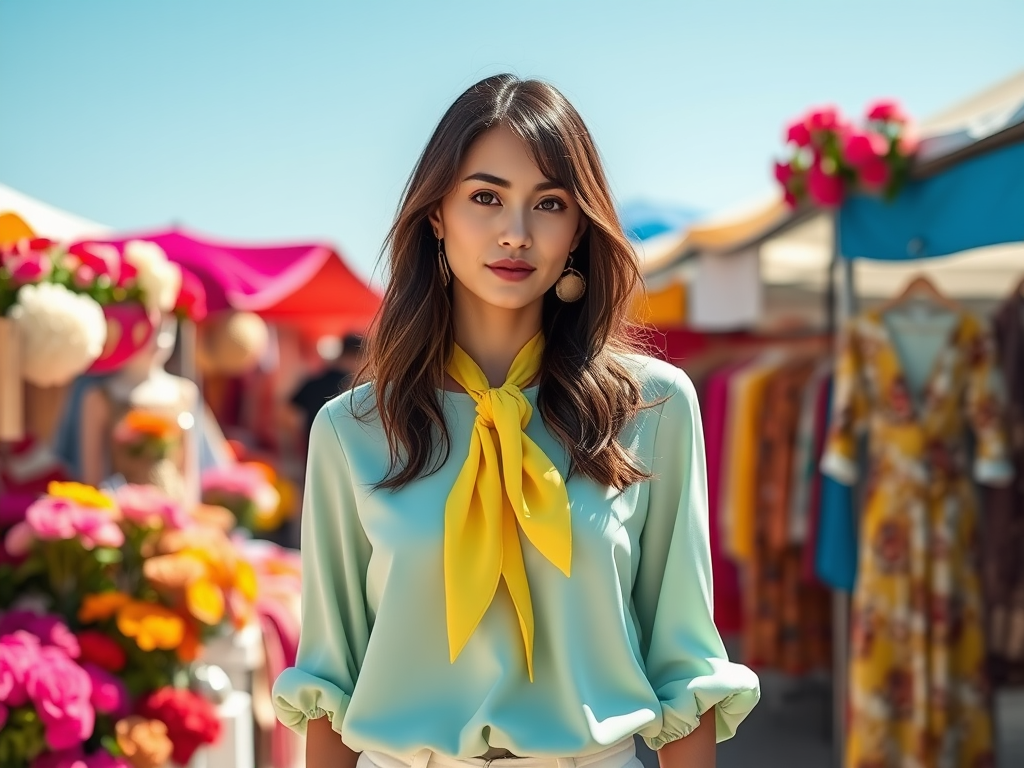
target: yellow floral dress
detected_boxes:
[821,309,1012,768]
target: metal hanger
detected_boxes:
[878,273,962,315]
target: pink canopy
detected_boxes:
[87,227,381,338]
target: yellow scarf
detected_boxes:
[444,331,571,681]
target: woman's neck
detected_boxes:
[451,294,542,387]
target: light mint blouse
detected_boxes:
[272,355,759,757]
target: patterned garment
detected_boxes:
[745,359,832,675]
[986,292,1024,686]
[822,309,1012,768]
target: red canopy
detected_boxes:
[86,227,380,338]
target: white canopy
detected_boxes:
[0,183,111,241]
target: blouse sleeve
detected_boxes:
[965,319,1014,487]
[272,403,373,735]
[820,320,868,486]
[633,369,760,751]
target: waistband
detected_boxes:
[364,737,636,768]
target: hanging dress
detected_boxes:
[821,308,1012,768]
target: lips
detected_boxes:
[486,260,535,283]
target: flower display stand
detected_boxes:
[177,690,255,768]
[201,621,264,696]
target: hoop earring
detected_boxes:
[437,238,451,287]
[555,253,586,302]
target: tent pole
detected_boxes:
[831,211,856,768]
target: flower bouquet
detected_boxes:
[200,464,282,534]
[113,412,183,463]
[0,234,206,390]
[0,481,258,767]
[774,99,919,209]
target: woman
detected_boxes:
[272,74,760,768]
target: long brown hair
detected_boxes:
[358,74,651,491]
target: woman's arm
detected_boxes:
[657,714,716,768]
[305,716,360,768]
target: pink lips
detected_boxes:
[487,260,535,282]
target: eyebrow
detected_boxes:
[462,172,566,192]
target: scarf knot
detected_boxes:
[443,332,571,681]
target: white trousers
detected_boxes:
[358,738,642,768]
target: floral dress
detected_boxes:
[821,309,1012,768]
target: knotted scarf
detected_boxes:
[444,331,572,681]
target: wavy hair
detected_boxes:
[357,74,651,491]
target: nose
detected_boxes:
[499,209,532,250]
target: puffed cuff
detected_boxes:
[820,450,858,486]
[272,667,352,736]
[644,658,761,750]
[974,457,1014,488]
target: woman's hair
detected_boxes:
[358,73,651,491]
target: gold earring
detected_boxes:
[555,253,585,302]
[437,238,451,287]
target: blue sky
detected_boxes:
[2,0,1022,285]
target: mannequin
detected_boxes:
[80,316,200,505]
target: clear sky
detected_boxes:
[2,0,1022,285]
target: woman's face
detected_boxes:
[430,125,588,313]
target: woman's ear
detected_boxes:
[428,207,444,240]
[570,216,589,253]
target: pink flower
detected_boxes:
[807,106,842,133]
[25,498,79,540]
[26,645,95,750]
[73,510,124,550]
[8,252,52,285]
[82,663,129,718]
[0,612,80,659]
[807,163,844,207]
[859,157,891,191]
[202,465,266,498]
[866,99,907,124]
[774,161,795,186]
[5,520,36,557]
[783,189,799,209]
[175,269,208,322]
[0,703,7,730]
[842,131,889,168]
[115,261,138,289]
[116,484,191,530]
[24,497,124,550]
[68,243,121,284]
[0,630,40,707]
[73,265,97,290]
[785,119,812,147]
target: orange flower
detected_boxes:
[115,716,173,768]
[47,481,117,512]
[186,578,225,625]
[79,591,132,624]
[189,503,236,532]
[117,600,185,651]
[176,615,202,663]
[234,559,259,603]
[143,552,206,591]
[123,410,179,439]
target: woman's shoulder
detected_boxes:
[312,381,382,447]
[612,351,696,404]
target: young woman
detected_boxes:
[273,74,759,768]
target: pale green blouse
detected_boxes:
[272,355,759,757]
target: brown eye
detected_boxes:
[472,192,498,205]
[538,198,566,212]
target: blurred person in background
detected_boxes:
[288,332,364,450]
[272,75,759,768]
